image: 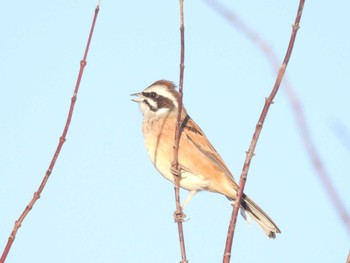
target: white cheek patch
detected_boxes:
[156,107,170,115]
[139,98,157,113]
[140,99,171,119]
[146,98,158,111]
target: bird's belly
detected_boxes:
[177,171,210,191]
[156,163,210,191]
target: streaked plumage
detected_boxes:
[132,80,281,238]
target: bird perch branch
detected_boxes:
[171,0,188,262]
[0,3,100,263]
[222,1,305,262]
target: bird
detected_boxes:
[131,80,281,238]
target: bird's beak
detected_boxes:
[130,92,144,103]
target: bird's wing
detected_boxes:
[180,114,236,183]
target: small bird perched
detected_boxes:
[132,80,281,238]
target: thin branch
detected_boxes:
[222,1,305,262]
[0,4,100,263]
[204,0,350,236]
[286,85,350,236]
[332,120,350,155]
[347,250,350,263]
[171,0,188,262]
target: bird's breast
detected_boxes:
[141,116,210,191]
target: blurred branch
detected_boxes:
[221,1,305,262]
[0,4,100,263]
[286,82,350,235]
[204,0,350,236]
[332,120,350,155]
[171,0,188,262]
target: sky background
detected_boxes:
[1,1,349,262]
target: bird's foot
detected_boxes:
[173,209,187,223]
[170,162,181,177]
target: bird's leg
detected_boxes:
[181,190,197,210]
[170,164,196,222]
[173,190,197,223]
[171,163,186,222]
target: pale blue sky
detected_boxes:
[1,1,349,262]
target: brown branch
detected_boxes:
[347,250,350,263]
[0,3,100,263]
[171,0,188,262]
[204,0,350,236]
[222,1,305,262]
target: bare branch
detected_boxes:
[205,0,350,237]
[221,1,305,262]
[171,0,188,262]
[0,4,100,263]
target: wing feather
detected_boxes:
[180,114,236,184]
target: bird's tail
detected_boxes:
[240,194,281,239]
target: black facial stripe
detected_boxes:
[142,91,158,99]
[157,95,175,109]
[144,99,157,112]
[142,92,175,110]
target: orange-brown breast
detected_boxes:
[142,110,238,198]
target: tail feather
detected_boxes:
[241,194,281,239]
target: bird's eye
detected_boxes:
[150,92,157,99]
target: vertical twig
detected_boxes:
[205,0,350,236]
[171,0,188,262]
[222,1,305,262]
[0,3,100,263]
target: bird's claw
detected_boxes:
[173,209,187,223]
[170,163,181,177]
